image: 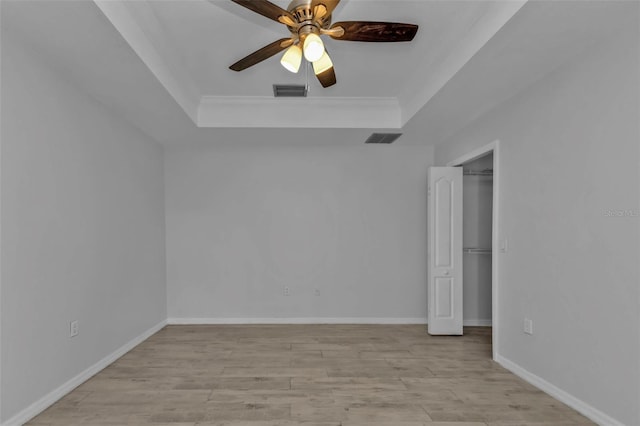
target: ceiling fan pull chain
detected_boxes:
[305,59,310,94]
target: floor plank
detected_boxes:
[26,325,594,425]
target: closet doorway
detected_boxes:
[461,153,493,327]
[449,141,499,359]
[428,141,499,359]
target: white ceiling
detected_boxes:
[148,0,490,98]
[92,0,526,127]
[2,0,636,144]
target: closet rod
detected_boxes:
[463,248,492,254]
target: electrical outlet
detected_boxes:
[283,286,290,296]
[523,318,533,335]
[314,288,321,296]
[70,320,79,338]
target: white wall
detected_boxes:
[165,143,433,321]
[435,25,639,426]
[0,33,167,421]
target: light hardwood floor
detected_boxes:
[28,325,594,426]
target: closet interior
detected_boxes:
[462,153,493,326]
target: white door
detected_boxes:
[428,167,463,335]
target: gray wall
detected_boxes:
[435,25,639,426]
[165,144,433,321]
[1,33,167,421]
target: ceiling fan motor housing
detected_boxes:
[297,23,320,43]
[287,0,332,36]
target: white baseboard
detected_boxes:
[495,354,624,426]
[167,317,428,325]
[2,320,167,426]
[463,319,492,326]
[167,318,490,326]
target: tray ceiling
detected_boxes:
[93,0,526,128]
[4,0,633,144]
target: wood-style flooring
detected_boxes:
[28,325,594,426]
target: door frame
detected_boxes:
[446,140,500,360]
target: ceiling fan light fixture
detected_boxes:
[303,33,325,62]
[227,0,420,89]
[280,44,302,73]
[312,51,333,75]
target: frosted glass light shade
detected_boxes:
[280,44,302,73]
[312,51,333,75]
[303,33,325,62]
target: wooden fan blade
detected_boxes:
[316,66,336,88]
[330,21,418,42]
[230,0,295,24]
[310,0,340,19]
[229,38,293,71]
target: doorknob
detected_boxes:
[443,270,450,275]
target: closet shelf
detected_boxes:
[464,169,493,176]
[463,248,492,254]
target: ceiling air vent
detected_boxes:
[273,84,308,97]
[365,133,402,144]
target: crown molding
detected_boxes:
[198,96,401,128]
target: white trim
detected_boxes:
[446,140,498,167]
[0,0,3,417]
[1,320,167,426]
[167,317,490,326]
[491,141,500,361]
[197,96,401,128]
[495,354,624,426]
[167,317,427,325]
[463,319,492,327]
[448,140,500,360]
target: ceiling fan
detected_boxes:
[227,0,419,88]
